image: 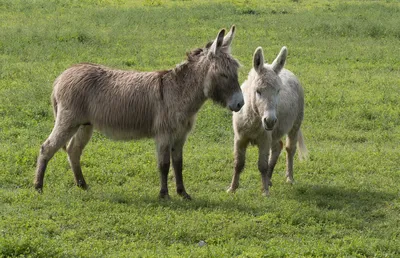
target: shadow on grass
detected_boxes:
[97,190,272,215]
[285,183,397,222]
[83,180,395,209]
[94,182,399,225]
[34,179,397,227]
[289,183,395,207]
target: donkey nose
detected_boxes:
[263,117,277,131]
[230,103,240,112]
[236,98,244,111]
[229,92,244,112]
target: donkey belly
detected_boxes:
[86,97,159,141]
[89,111,156,141]
[95,125,154,141]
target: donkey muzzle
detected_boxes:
[228,91,244,112]
[263,116,277,131]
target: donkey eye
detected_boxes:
[221,74,229,79]
[256,90,261,96]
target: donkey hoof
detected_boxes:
[159,194,171,200]
[182,193,192,200]
[227,187,236,193]
[286,177,295,184]
[159,190,171,200]
[77,181,88,190]
[178,191,192,200]
[262,190,270,197]
[35,186,43,194]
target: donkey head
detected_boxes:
[252,46,287,131]
[203,26,244,112]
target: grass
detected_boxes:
[1,0,400,256]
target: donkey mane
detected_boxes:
[187,47,205,60]
[155,69,170,101]
[188,40,213,58]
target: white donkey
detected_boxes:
[228,46,307,196]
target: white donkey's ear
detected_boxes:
[271,46,287,74]
[222,25,235,47]
[253,47,265,74]
[209,29,226,55]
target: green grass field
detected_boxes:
[1,0,400,256]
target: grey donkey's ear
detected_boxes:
[271,46,288,74]
[253,47,265,74]
[209,29,226,55]
[222,25,235,47]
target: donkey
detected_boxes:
[34,26,244,200]
[227,46,307,196]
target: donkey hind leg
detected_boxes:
[156,138,171,199]
[285,129,299,184]
[34,122,79,191]
[267,140,284,187]
[66,125,93,189]
[171,137,191,200]
[228,137,249,193]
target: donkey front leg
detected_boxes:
[171,137,191,200]
[227,137,249,193]
[257,140,271,196]
[156,139,171,199]
[267,140,284,186]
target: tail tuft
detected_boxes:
[297,129,308,161]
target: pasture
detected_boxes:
[1,0,399,256]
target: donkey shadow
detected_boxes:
[99,189,269,215]
[94,181,397,222]
[283,182,397,222]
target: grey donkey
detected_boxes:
[228,46,307,196]
[35,26,244,199]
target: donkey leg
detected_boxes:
[267,140,284,186]
[285,130,299,184]
[257,140,271,196]
[171,137,191,200]
[156,139,171,199]
[34,122,79,191]
[227,137,249,193]
[66,125,93,189]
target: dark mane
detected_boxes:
[156,70,170,101]
[186,48,204,61]
[185,41,213,62]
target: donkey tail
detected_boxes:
[51,91,58,120]
[51,90,68,151]
[297,129,308,161]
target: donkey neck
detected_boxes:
[163,59,210,116]
[240,75,262,123]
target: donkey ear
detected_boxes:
[222,25,235,47]
[209,29,226,55]
[271,46,288,74]
[253,47,265,74]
